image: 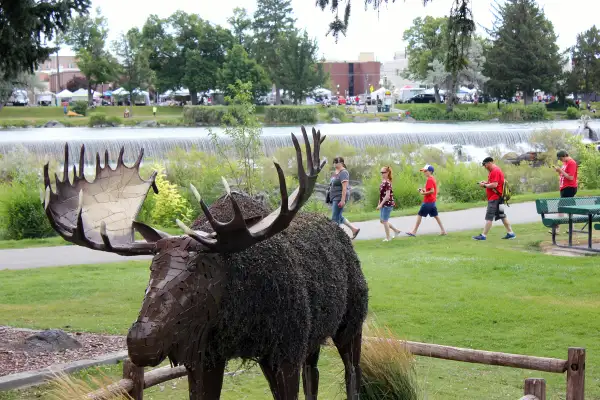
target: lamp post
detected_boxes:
[336,84,339,96]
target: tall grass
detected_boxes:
[46,370,132,400]
[361,322,419,400]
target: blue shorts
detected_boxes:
[380,206,393,222]
[418,202,438,217]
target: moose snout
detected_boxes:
[126,321,170,367]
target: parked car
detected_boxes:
[407,93,437,103]
[338,97,347,105]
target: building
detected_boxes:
[35,54,85,92]
[381,49,425,91]
[320,53,382,97]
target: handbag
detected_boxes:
[325,183,332,204]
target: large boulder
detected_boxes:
[22,329,82,353]
[331,117,341,124]
[353,117,367,123]
[43,120,65,128]
[137,120,159,128]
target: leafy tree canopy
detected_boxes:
[570,25,600,96]
[484,0,563,103]
[217,45,270,101]
[0,0,90,78]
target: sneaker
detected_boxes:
[502,233,516,240]
[472,234,486,241]
[382,238,390,242]
[394,231,402,238]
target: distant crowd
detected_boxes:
[326,150,579,241]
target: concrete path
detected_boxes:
[0,202,539,271]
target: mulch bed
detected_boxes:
[0,326,126,377]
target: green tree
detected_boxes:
[63,8,119,104]
[0,0,90,79]
[112,28,154,104]
[228,7,253,52]
[217,45,270,101]
[208,80,262,195]
[484,0,563,105]
[402,16,448,103]
[141,12,233,105]
[278,31,327,104]
[253,0,296,104]
[571,26,600,99]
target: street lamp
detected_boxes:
[336,84,339,96]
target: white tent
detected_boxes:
[56,89,73,100]
[370,87,388,99]
[112,87,130,96]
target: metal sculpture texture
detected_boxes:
[43,127,369,400]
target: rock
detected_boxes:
[43,120,65,128]
[353,117,367,123]
[490,117,499,122]
[137,120,158,128]
[331,117,341,124]
[405,116,416,122]
[22,329,82,353]
[388,116,402,121]
[371,118,380,122]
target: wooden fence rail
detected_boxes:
[83,339,585,400]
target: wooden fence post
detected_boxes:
[524,378,546,400]
[566,347,585,400]
[123,358,145,400]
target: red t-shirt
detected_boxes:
[559,159,578,190]
[486,167,504,201]
[423,176,437,203]
[379,180,395,207]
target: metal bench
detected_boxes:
[535,196,600,245]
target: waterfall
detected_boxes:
[0,120,580,165]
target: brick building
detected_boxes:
[320,53,382,97]
[36,55,85,92]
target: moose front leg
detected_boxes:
[186,359,226,400]
[259,360,301,400]
[302,347,321,400]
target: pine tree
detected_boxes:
[484,0,563,104]
[571,26,600,99]
[252,0,296,104]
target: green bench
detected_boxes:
[535,196,600,244]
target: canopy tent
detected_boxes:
[112,87,130,96]
[312,87,332,98]
[457,86,472,95]
[103,90,113,97]
[56,89,73,99]
[370,87,389,99]
[71,88,100,100]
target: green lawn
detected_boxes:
[0,105,184,119]
[0,222,598,399]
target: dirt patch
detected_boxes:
[539,237,600,256]
[0,326,125,377]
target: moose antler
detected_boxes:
[176,126,326,253]
[43,144,161,256]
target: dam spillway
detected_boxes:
[0,120,581,165]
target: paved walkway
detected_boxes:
[0,202,539,271]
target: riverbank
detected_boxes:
[1,103,596,129]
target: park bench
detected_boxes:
[535,196,600,245]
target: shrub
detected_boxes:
[500,103,548,121]
[263,106,318,124]
[0,181,55,240]
[405,105,446,121]
[0,145,39,184]
[360,322,418,400]
[574,141,600,189]
[138,164,194,227]
[447,108,488,121]
[88,113,107,127]
[327,107,345,120]
[364,166,421,209]
[70,101,88,116]
[566,106,581,120]
[435,162,486,203]
[183,106,245,125]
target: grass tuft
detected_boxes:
[46,370,131,400]
[360,321,419,400]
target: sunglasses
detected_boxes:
[380,170,388,174]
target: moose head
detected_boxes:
[42,127,326,368]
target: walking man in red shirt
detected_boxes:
[406,164,446,236]
[473,157,516,241]
[553,150,578,234]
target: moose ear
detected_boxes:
[133,221,171,243]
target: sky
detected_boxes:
[58,0,594,61]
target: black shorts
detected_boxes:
[560,187,577,198]
[485,199,505,222]
[418,202,438,217]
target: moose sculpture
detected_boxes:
[42,127,369,400]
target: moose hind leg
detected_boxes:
[259,360,301,400]
[186,359,226,400]
[302,347,321,400]
[333,331,362,400]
